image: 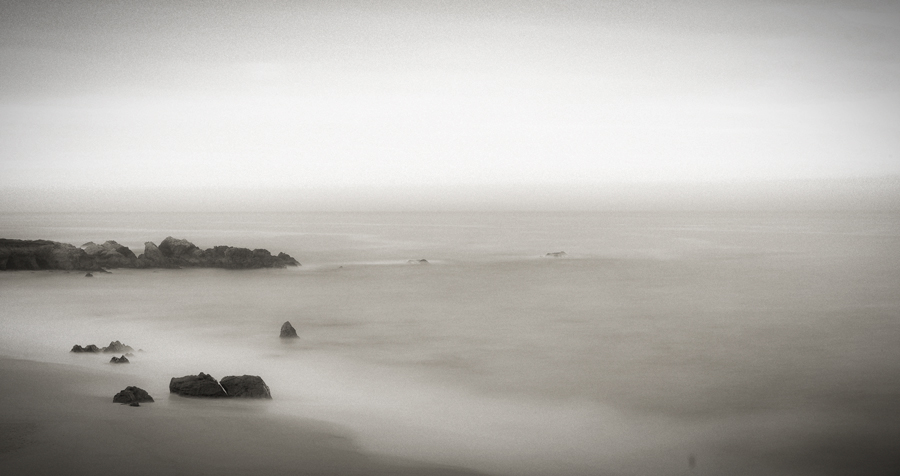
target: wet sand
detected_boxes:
[0,357,487,476]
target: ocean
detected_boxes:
[1,211,899,475]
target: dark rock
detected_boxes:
[110,355,129,364]
[103,341,134,353]
[2,237,298,271]
[169,372,228,397]
[129,402,140,407]
[113,386,154,404]
[407,259,429,264]
[280,321,298,338]
[71,344,101,353]
[158,236,200,260]
[85,272,93,277]
[220,375,272,399]
[545,251,568,258]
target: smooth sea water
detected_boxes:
[1,211,899,475]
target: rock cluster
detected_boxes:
[71,344,101,353]
[71,341,134,353]
[113,386,154,404]
[280,321,298,338]
[110,355,129,364]
[0,237,300,271]
[170,372,271,399]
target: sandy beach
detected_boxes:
[0,357,486,476]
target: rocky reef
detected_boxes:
[0,237,300,271]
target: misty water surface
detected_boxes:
[1,211,899,475]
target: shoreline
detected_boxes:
[0,356,488,476]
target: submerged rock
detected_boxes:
[280,321,298,338]
[545,251,568,258]
[407,259,429,264]
[220,375,272,399]
[169,372,228,397]
[113,386,154,404]
[84,272,93,277]
[110,355,129,364]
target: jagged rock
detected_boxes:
[110,355,129,364]
[407,259,429,264]
[280,321,298,338]
[71,344,101,353]
[545,251,568,258]
[158,236,200,260]
[103,341,134,353]
[169,372,228,397]
[220,375,272,399]
[113,386,154,404]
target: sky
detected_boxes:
[1,0,899,211]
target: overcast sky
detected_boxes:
[1,0,899,210]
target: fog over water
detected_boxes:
[2,211,899,475]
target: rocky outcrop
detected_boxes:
[113,386,154,404]
[110,355,129,364]
[0,239,102,271]
[169,373,272,399]
[103,341,134,353]
[220,375,272,399]
[71,344,101,353]
[169,372,228,397]
[1,237,299,271]
[280,321,298,338]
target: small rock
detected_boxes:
[110,355,129,364]
[85,272,93,277]
[113,386,154,404]
[280,321,298,338]
[545,251,567,258]
[407,259,429,264]
[129,402,140,407]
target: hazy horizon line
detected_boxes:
[2,176,899,213]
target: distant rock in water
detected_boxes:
[84,272,93,278]
[220,375,272,399]
[1,237,300,271]
[71,344,101,353]
[170,372,228,397]
[407,259,429,264]
[103,341,134,353]
[109,355,129,364]
[113,386,154,404]
[280,321,298,338]
[545,251,568,258]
